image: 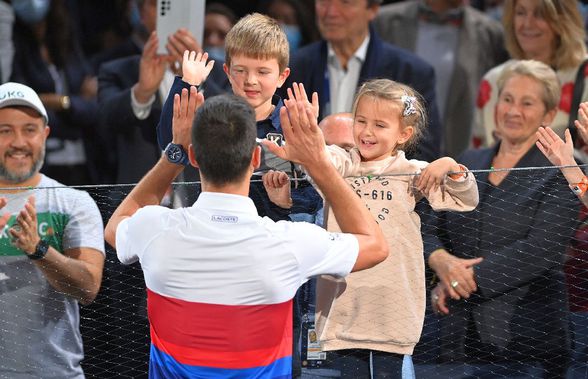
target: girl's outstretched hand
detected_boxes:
[416,157,461,195]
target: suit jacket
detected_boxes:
[284,24,442,162]
[98,55,162,184]
[424,144,577,361]
[374,1,507,157]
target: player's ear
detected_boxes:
[188,144,199,168]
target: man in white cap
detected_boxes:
[0,82,105,378]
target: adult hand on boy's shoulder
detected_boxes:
[181,50,214,86]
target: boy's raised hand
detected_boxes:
[172,85,204,150]
[181,50,215,86]
[536,126,575,167]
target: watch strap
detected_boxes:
[28,240,49,260]
[164,142,190,166]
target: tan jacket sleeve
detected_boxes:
[424,167,479,212]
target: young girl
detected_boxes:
[265,79,479,377]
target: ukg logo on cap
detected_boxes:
[0,89,27,101]
[0,82,49,123]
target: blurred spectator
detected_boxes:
[315,112,354,227]
[203,2,236,62]
[10,0,102,185]
[319,112,354,151]
[259,0,320,52]
[89,0,146,73]
[0,0,13,84]
[284,0,442,162]
[210,0,259,19]
[374,0,508,158]
[472,0,587,150]
[98,0,229,187]
[70,0,135,69]
[97,0,164,187]
[481,0,505,20]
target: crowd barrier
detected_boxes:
[2,166,587,378]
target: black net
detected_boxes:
[1,166,587,379]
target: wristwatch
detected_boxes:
[28,240,49,260]
[570,175,588,197]
[164,142,189,166]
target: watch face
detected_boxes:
[169,146,181,160]
[166,144,184,163]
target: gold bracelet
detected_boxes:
[60,95,71,111]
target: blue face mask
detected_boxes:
[13,0,51,25]
[282,24,302,52]
[206,46,226,62]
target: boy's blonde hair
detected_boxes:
[502,0,586,70]
[224,13,289,72]
[496,60,561,112]
[352,79,427,153]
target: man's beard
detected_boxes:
[0,147,45,184]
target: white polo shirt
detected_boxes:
[115,192,358,377]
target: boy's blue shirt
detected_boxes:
[156,76,322,221]
[256,95,283,139]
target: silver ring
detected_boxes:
[451,280,459,288]
[432,294,439,301]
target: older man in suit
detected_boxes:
[284,0,442,162]
[374,0,507,157]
